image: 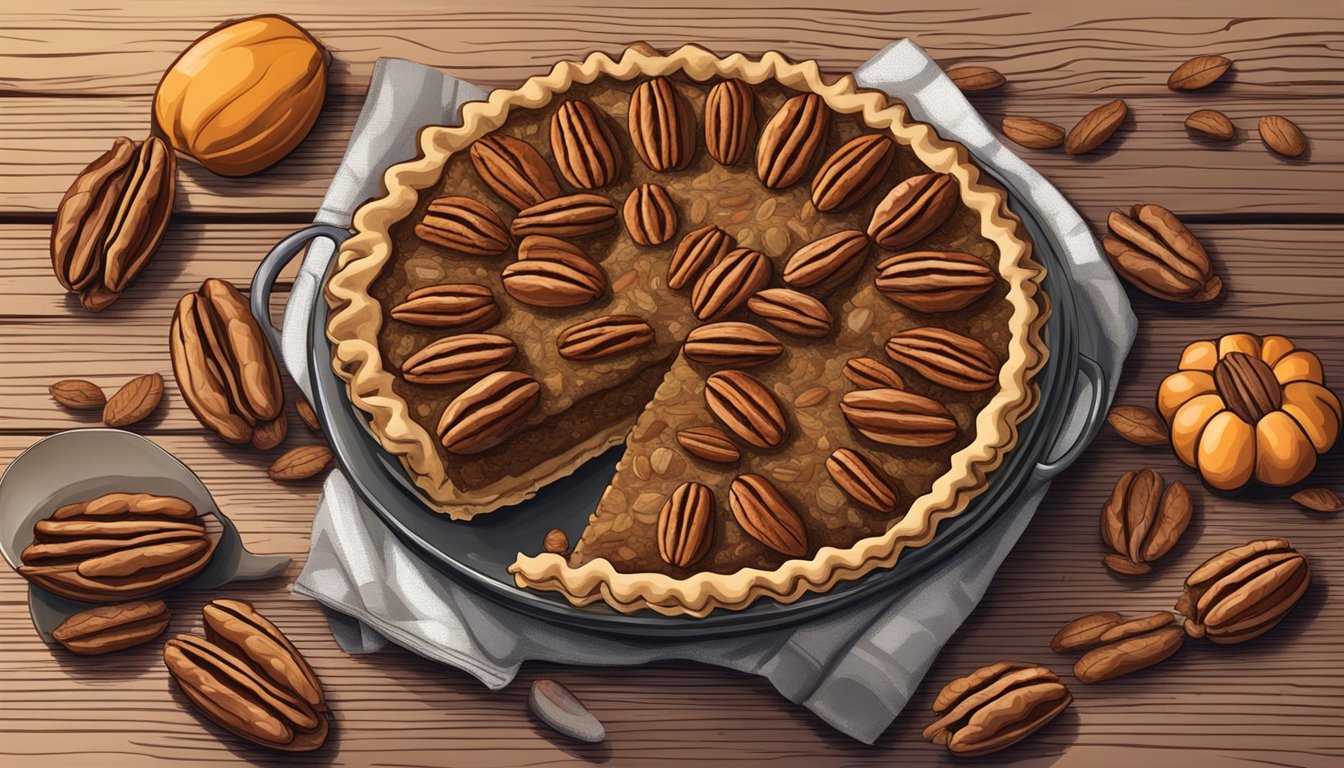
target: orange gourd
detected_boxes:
[1157,333,1341,490]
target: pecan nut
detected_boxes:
[874,251,994,313]
[164,599,328,752]
[705,370,787,449]
[1050,612,1125,653]
[389,283,500,330]
[18,492,215,603]
[782,230,869,290]
[469,133,561,209]
[50,379,107,410]
[885,327,998,392]
[728,474,807,557]
[842,357,906,390]
[1167,54,1232,91]
[923,663,1071,757]
[1260,115,1307,158]
[867,173,958,250]
[1100,469,1193,575]
[683,322,783,369]
[1175,539,1310,644]
[668,224,734,290]
[511,193,618,239]
[746,288,832,337]
[826,447,898,514]
[1000,116,1066,149]
[623,182,678,246]
[628,76,696,172]
[946,66,1007,92]
[52,599,170,656]
[1213,351,1280,422]
[103,372,165,428]
[1066,99,1128,155]
[657,482,715,568]
[415,196,511,255]
[1074,625,1184,683]
[437,371,541,454]
[676,426,741,464]
[51,135,177,311]
[840,388,957,447]
[402,334,517,385]
[503,236,607,307]
[550,99,623,189]
[1184,109,1235,141]
[170,279,286,447]
[1104,203,1220,303]
[811,134,896,212]
[690,247,772,321]
[557,315,654,361]
[755,93,830,189]
[704,78,753,165]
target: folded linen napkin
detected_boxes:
[282,42,1135,743]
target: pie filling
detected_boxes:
[328,46,1046,615]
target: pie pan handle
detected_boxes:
[251,224,352,353]
[1034,353,1108,481]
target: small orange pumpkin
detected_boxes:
[1157,333,1341,490]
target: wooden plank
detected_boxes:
[3,1,1344,98]
[1,91,1338,220]
[2,221,1341,433]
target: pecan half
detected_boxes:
[1213,352,1281,422]
[704,78,753,165]
[811,134,895,212]
[415,196,511,255]
[170,279,286,447]
[1100,469,1193,575]
[755,93,830,189]
[402,334,517,384]
[1167,54,1232,91]
[946,66,1007,92]
[1066,99,1128,155]
[1106,405,1169,446]
[165,599,328,752]
[683,322,783,369]
[623,182,678,246]
[728,474,807,557]
[875,251,994,312]
[51,135,177,311]
[690,247,772,321]
[1050,612,1125,653]
[53,599,170,656]
[511,193,618,239]
[746,288,832,337]
[840,388,957,447]
[782,230,869,290]
[550,99,623,189]
[1260,115,1307,158]
[50,379,107,410]
[867,173,958,250]
[705,370,787,449]
[1000,116,1065,149]
[668,224,735,289]
[437,371,541,454]
[1185,110,1235,141]
[826,447,898,514]
[1074,626,1185,683]
[676,426,741,464]
[629,76,696,172]
[267,446,333,481]
[657,482,714,567]
[389,283,500,330]
[469,133,561,209]
[1104,203,1220,303]
[923,664,1071,757]
[503,236,607,307]
[103,372,165,428]
[18,492,214,603]
[842,357,906,390]
[1175,539,1310,644]
[557,315,654,360]
[885,327,998,391]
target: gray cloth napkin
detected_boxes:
[283,43,1136,744]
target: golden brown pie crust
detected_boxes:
[326,44,1047,615]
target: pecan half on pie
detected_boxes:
[326,45,1047,616]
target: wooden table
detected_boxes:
[2,2,1341,766]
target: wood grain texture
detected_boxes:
[2,2,1343,766]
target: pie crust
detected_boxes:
[326,44,1047,616]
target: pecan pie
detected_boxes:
[326,45,1047,616]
